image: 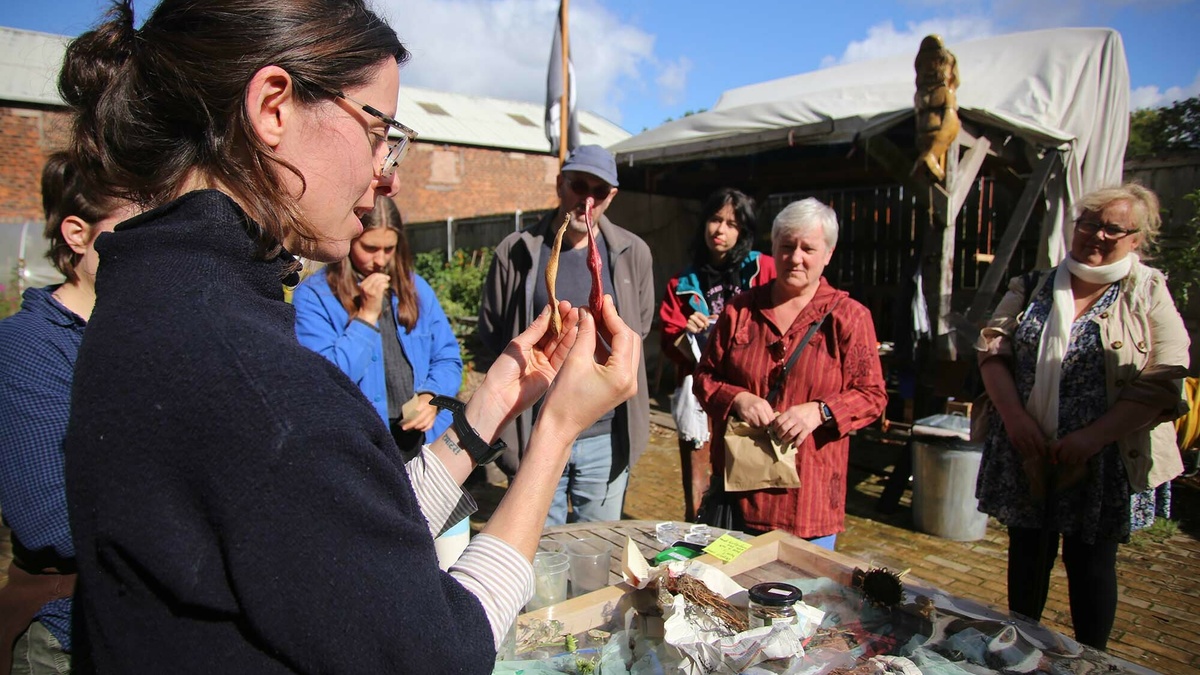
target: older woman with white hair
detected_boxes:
[976,182,1190,650]
[693,197,887,548]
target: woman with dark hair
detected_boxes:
[976,183,1190,650]
[55,1,640,672]
[294,195,470,567]
[693,198,886,548]
[0,152,133,675]
[659,188,775,521]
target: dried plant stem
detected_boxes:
[664,574,748,634]
[545,213,571,334]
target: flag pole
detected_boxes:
[558,0,570,166]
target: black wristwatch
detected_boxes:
[429,395,507,465]
[818,401,833,425]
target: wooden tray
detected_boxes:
[519,528,1153,674]
[520,529,907,634]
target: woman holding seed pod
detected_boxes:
[55,1,641,671]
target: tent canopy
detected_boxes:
[610,28,1131,266]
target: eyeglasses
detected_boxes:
[1074,218,1139,240]
[329,90,418,178]
[568,178,613,202]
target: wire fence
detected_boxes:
[407,210,554,258]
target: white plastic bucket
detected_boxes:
[911,438,988,541]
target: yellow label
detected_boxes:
[703,534,752,562]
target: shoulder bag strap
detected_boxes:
[766,298,840,406]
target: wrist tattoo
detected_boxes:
[441,431,465,455]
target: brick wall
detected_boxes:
[393,143,560,223]
[0,106,72,224]
[0,103,561,227]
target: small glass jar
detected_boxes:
[748,582,802,629]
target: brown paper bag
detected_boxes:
[722,418,801,492]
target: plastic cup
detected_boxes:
[496,622,517,661]
[525,551,569,611]
[655,521,683,545]
[538,538,566,554]
[565,537,613,598]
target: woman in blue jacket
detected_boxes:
[293,196,468,565]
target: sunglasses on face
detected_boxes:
[568,178,613,202]
[1074,218,1139,240]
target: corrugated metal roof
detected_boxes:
[0,27,70,106]
[397,85,629,152]
[0,26,631,152]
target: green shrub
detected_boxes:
[416,248,492,320]
[415,248,493,370]
[1156,190,1200,312]
[0,278,22,320]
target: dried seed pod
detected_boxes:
[583,196,603,316]
[852,565,905,607]
[544,213,571,334]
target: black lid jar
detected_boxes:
[747,582,802,628]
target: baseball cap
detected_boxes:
[560,145,619,187]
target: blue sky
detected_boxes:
[4,0,1198,133]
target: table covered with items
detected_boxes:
[495,521,1151,674]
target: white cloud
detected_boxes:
[655,57,692,107]
[1130,69,1200,110]
[819,16,996,68]
[378,0,669,125]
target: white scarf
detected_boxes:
[1025,253,1136,438]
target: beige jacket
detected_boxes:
[976,262,1191,491]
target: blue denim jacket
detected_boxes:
[293,268,462,441]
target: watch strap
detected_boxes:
[819,401,833,424]
[429,395,506,465]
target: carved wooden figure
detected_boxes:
[913,34,961,181]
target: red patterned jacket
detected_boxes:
[693,278,887,537]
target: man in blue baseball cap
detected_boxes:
[479,145,654,525]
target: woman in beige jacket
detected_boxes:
[975,183,1190,650]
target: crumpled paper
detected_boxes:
[622,539,823,675]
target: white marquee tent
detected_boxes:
[610,27,1131,269]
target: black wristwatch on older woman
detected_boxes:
[818,401,833,425]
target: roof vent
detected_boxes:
[417,102,450,116]
[508,113,537,127]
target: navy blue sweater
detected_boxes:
[64,191,493,674]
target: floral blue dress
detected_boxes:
[976,273,1167,544]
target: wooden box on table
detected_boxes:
[520,524,1152,674]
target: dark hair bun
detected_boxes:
[59,1,137,111]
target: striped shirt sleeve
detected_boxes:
[406,447,534,647]
[405,445,477,537]
[449,534,535,648]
